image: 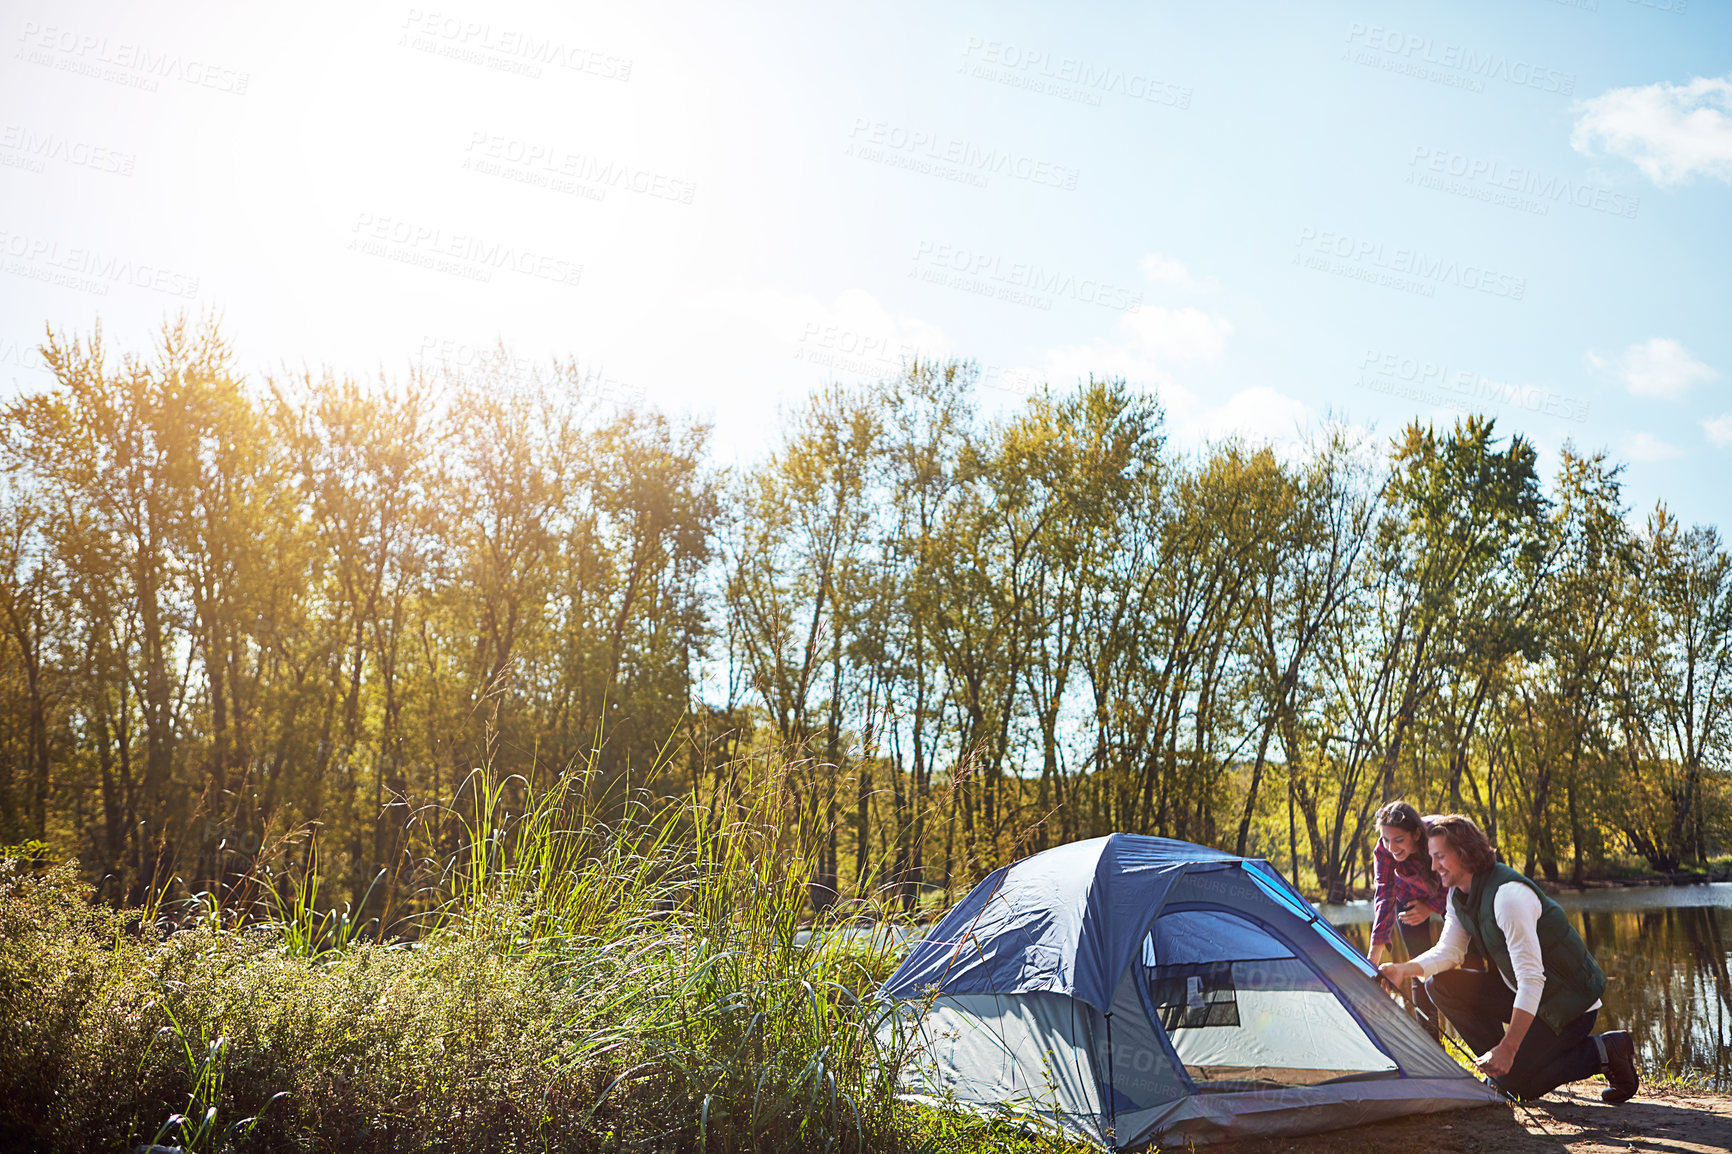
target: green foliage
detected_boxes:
[148,1002,287,1152]
[7,319,1731,1144]
[260,846,380,961]
[1,837,57,875]
[2,318,1730,929]
[0,766,1089,1154]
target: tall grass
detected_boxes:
[0,754,1090,1153]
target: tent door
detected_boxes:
[1136,904,1400,1092]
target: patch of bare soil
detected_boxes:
[1202,1082,1732,1154]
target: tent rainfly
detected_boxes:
[878,834,1499,1149]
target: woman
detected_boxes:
[1368,800,1447,1037]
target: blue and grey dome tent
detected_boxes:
[878,834,1498,1149]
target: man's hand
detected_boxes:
[1475,1041,1517,1079]
[1398,904,1431,926]
[1380,961,1422,986]
[1479,1009,1534,1082]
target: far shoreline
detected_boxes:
[1315,871,1732,916]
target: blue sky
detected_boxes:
[2,0,1728,528]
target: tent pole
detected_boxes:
[1103,1010,1118,1151]
[1413,997,1554,1137]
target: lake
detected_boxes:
[1322,883,1732,1087]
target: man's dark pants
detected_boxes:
[1424,969,1603,1100]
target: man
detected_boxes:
[1379,814,1638,1103]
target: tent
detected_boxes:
[877,834,1499,1149]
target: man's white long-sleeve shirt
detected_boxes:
[1409,880,1601,1018]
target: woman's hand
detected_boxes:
[1399,904,1431,927]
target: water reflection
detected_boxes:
[1325,885,1732,1087]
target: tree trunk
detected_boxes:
[855,753,872,897]
[26,641,48,840]
[1568,782,1586,887]
[1235,716,1276,857]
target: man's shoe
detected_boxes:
[1599,1031,1639,1104]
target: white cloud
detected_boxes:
[1166,383,1313,449]
[736,286,951,359]
[1039,255,1231,383]
[1571,74,1732,185]
[1623,431,1684,462]
[1586,337,1716,400]
[1122,304,1232,361]
[1704,414,1732,449]
[611,284,956,459]
[1138,253,1217,292]
[715,285,955,396]
[1035,307,1312,448]
[1020,260,1308,450]
[1042,305,1232,386]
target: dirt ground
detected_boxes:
[1206,1082,1732,1154]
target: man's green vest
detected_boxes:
[1451,862,1606,1033]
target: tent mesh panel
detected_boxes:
[1149,962,1240,1029]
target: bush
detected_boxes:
[0,775,1085,1154]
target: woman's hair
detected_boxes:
[1424,814,1498,875]
[1376,800,1440,888]
[1375,800,1427,841]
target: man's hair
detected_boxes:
[1425,814,1498,875]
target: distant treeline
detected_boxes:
[2,317,1728,913]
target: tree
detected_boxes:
[725,383,879,904]
[1616,511,1732,871]
[1503,448,1630,880]
[1235,427,1372,864]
